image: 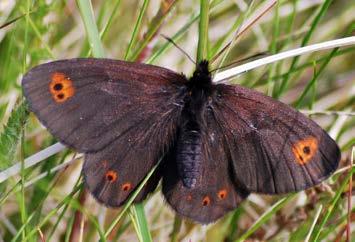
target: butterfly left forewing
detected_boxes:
[22,58,187,153]
[162,109,249,224]
[211,84,340,194]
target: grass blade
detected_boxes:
[76,0,105,58]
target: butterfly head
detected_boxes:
[189,60,212,91]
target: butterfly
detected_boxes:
[22,58,340,224]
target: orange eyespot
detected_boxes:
[202,196,211,206]
[186,195,192,201]
[292,137,318,165]
[217,189,227,200]
[121,182,132,191]
[49,72,75,103]
[105,170,118,182]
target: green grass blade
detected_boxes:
[235,195,296,242]
[311,166,355,241]
[129,0,179,61]
[76,0,105,58]
[266,1,280,96]
[124,0,150,61]
[130,203,153,242]
[197,0,209,62]
[104,158,162,238]
[276,0,333,97]
[0,102,29,170]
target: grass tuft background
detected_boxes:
[0,0,354,241]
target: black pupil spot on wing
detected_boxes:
[218,189,227,199]
[303,146,311,154]
[53,83,63,91]
[122,183,131,191]
[57,93,64,99]
[202,196,210,206]
[105,170,117,182]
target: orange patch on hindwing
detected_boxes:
[202,196,211,206]
[49,72,75,103]
[217,189,227,200]
[105,170,118,183]
[292,137,318,165]
[121,182,132,191]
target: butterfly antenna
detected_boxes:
[0,10,36,29]
[209,52,269,73]
[161,34,196,65]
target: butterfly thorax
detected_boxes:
[176,61,214,188]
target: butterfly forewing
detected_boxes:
[212,84,340,194]
[22,58,187,153]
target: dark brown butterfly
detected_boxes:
[22,58,340,224]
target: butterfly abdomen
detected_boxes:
[176,122,202,188]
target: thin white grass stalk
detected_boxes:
[0,142,66,183]
[23,155,82,188]
[37,228,45,242]
[333,163,355,176]
[97,207,107,232]
[328,108,351,140]
[213,36,355,83]
[300,110,355,116]
[79,214,85,242]
[305,205,323,242]
[0,211,17,235]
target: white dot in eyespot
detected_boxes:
[249,123,257,130]
[209,132,215,142]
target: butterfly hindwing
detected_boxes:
[211,84,340,194]
[162,109,249,224]
[83,110,177,206]
[22,58,187,153]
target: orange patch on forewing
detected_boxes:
[49,72,75,103]
[186,194,192,201]
[292,137,318,165]
[121,182,132,191]
[105,170,118,183]
[217,189,227,200]
[202,196,211,206]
